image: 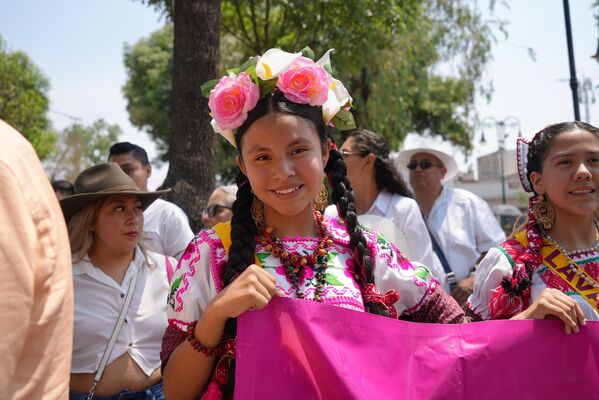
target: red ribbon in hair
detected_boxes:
[363,283,400,319]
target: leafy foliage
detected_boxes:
[44,119,121,181]
[123,24,173,157]
[0,34,55,159]
[219,0,500,151]
[127,0,503,181]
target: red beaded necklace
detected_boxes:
[258,210,333,301]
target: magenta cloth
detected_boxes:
[235,297,599,399]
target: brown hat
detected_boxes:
[59,162,170,222]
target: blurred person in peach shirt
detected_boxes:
[0,119,74,399]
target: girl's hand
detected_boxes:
[210,264,285,319]
[512,288,587,334]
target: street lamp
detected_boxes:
[480,116,522,205]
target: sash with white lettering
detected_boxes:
[514,230,599,314]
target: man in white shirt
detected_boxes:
[397,147,506,305]
[108,142,194,259]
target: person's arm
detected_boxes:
[510,288,586,334]
[0,165,35,389]
[163,262,283,399]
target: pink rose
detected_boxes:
[276,56,329,106]
[208,72,260,130]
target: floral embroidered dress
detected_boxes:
[467,238,599,321]
[161,217,464,364]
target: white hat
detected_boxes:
[396,147,458,182]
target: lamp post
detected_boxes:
[563,0,581,120]
[480,116,522,205]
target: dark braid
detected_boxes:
[219,171,256,397]
[325,143,390,316]
[222,171,256,286]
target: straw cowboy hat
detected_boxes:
[60,162,170,222]
[396,147,459,182]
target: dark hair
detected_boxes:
[51,180,74,197]
[490,121,599,318]
[219,92,388,395]
[108,142,150,166]
[345,129,413,198]
[526,121,599,192]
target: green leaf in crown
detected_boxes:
[330,109,356,131]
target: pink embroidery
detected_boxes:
[403,280,438,314]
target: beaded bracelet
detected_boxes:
[186,320,219,357]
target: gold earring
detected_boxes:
[313,184,329,212]
[251,196,265,227]
[532,194,555,230]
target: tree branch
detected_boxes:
[232,0,253,47]
[248,0,262,53]
[264,0,270,47]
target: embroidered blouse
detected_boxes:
[161,218,465,365]
[466,239,599,321]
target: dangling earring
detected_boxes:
[313,184,329,212]
[532,194,555,230]
[251,195,265,227]
[594,208,599,221]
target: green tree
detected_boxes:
[218,0,499,150]
[123,24,173,156]
[45,119,121,182]
[126,1,501,157]
[123,23,237,182]
[0,34,55,159]
[132,0,221,231]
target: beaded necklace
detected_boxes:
[543,220,599,257]
[543,220,599,290]
[258,210,333,301]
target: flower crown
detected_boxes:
[201,47,355,147]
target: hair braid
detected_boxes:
[218,170,256,397]
[325,146,389,316]
[222,171,257,285]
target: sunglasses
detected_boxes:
[406,160,443,170]
[203,203,232,218]
[340,150,363,160]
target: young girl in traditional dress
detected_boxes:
[160,48,466,399]
[467,121,598,333]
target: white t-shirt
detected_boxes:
[143,198,194,259]
[427,186,506,282]
[71,247,174,375]
[324,191,447,288]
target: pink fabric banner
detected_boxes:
[236,297,599,399]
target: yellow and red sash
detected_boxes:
[213,221,262,267]
[514,230,599,314]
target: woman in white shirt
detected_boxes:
[325,129,446,285]
[60,163,175,400]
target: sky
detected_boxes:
[1,0,599,188]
